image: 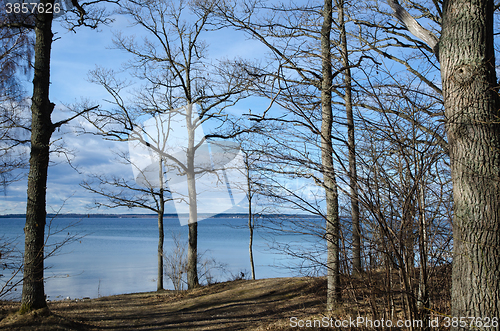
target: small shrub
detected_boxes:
[164,232,227,290]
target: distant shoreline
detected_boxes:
[0,213,323,219]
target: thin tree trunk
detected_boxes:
[322,0,341,310]
[337,0,361,275]
[247,182,255,280]
[417,165,429,328]
[157,205,164,291]
[187,212,198,289]
[440,0,500,324]
[186,107,199,289]
[247,159,255,280]
[248,210,255,280]
[21,4,54,312]
[157,159,165,291]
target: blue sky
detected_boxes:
[0,6,284,215]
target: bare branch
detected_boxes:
[387,0,440,58]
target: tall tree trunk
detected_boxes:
[157,203,164,291]
[247,156,255,280]
[322,0,341,310]
[417,188,429,328]
[21,3,54,312]
[157,159,165,291]
[417,158,429,327]
[248,212,255,280]
[337,0,361,275]
[186,106,199,289]
[187,202,199,289]
[440,0,500,324]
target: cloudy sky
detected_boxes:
[1,4,277,216]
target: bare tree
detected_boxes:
[163,231,226,290]
[82,147,171,291]
[245,151,256,280]
[385,0,500,323]
[86,0,253,290]
[207,0,373,308]
[0,236,23,299]
[237,138,270,281]
[0,0,115,312]
[1,208,86,301]
[336,0,361,275]
[0,99,30,194]
[163,231,187,291]
[0,8,33,193]
[320,0,341,309]
[352,0,446,151]
[354,90,452,326]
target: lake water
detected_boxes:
[0,216,325,301]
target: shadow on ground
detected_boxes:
[0,277,326,330]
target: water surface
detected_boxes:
[1,216,322,300]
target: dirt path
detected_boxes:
[0,277,326,330]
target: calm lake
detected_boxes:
[1,216,324,301]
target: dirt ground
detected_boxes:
[0,277,327,330]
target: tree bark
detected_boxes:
[387,0,439,55]
[322,0,341,310]
[417,181,429,328]
[186,106,199,289]
[157,159,165,291]
[415,156,429,325]
[21,2,54,312]
[187,216,199,289]
[337,0,362,275]
[248,213,255,280]
[157,204,164,291]
[247,155,256,280]
[440,0,500,325]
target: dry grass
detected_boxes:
[0,269,451,330]
[0,277,325,330]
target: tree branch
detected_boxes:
[387,0,440,58]
[51,105,99,130]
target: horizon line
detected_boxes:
[0,212,330,219]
